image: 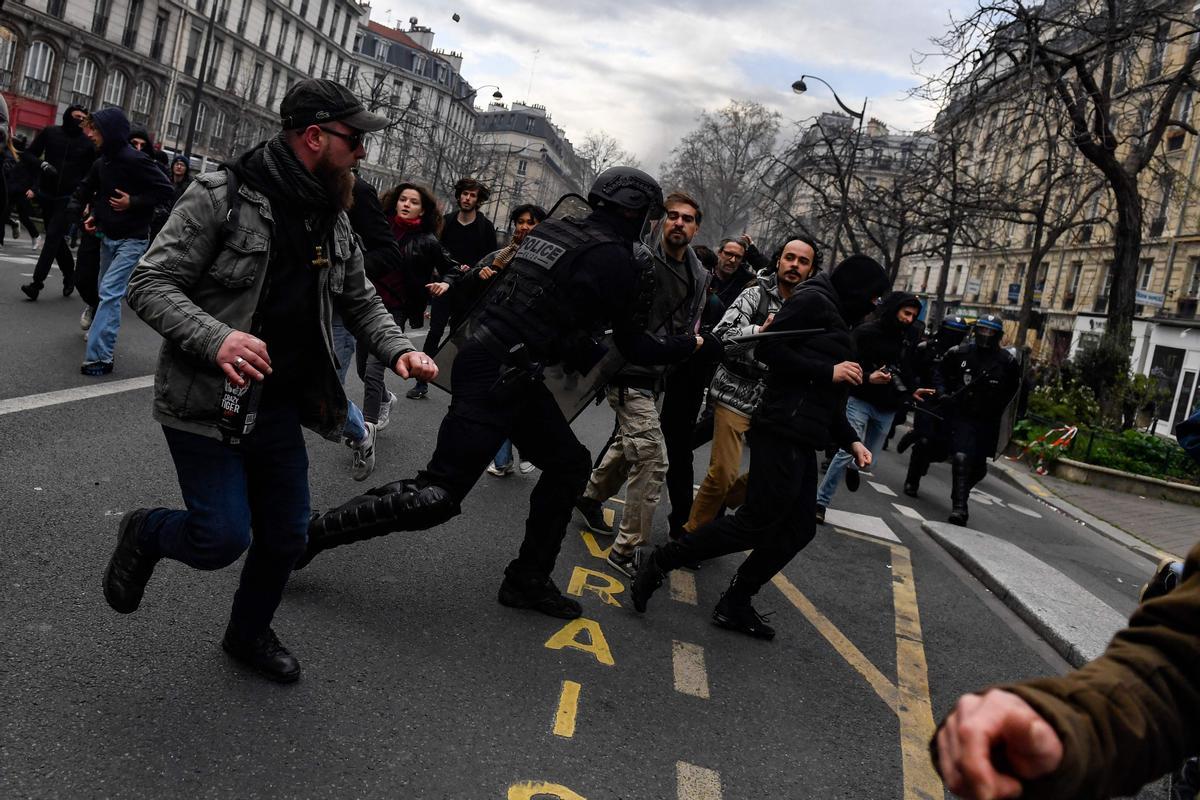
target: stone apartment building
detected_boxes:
[1,1,481,193]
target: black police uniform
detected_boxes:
[901,324,968,495]
[301,208,700,616]
[938,339,1020,523]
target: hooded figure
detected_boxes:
[830,254,893,326]
[69,107,174,241]
[170,155,193,203]
[25,103,96,198]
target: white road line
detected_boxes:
[677,761,723,800]
[669,570,698,605]
[892,503,925,521]
[868,480,897,497]
[672,641,710,699]
[0,375,154,416]
[1006,503,1044,519]
[824,508,902,544]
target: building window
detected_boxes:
[71,58,99,107]
[1139,259,1155,291]
[412,54,426,74]
[47,0,67,18]
[516,159,528,176]
[0,38,18,91]
[236,0,251,36]
[316,0,328,29]
[92,0,112,36]
[391,78,403,106]
[217,0,229,26]
[1187,257,1200,297]
[132,80,154,126]
[410,85,422,109]
[195,102,209,146]
[184,26,203,76]
[341,16,352,48]
[260,9,274,49]
[525,117,536,133]
[335,56,343,82]
[213,108,227,141]
[321,50,332,79]
[22,41,55,100]
[329,6,340,38]
[122,0,144,48]
[102,70,127,108]
[1150,22,1169,77]
[299,0,309,18]
[309,45,320,76]
[208,38,224,83]
[250,61,263,103]
[226,48,242,91]
[266,68,281,107]
[291,30,302,66]
[167,93,190,140]
[276,19,289,58]
[151,11,169,61]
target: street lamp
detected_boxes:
[792,75,867,265]
[431,84,503,198]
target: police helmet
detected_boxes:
[941,314,970,333]
[973,314,1004,349]
[587,167,666,221]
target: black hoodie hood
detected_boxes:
[830,255,891,326]
[876,290,922,331]
[88,107,133,158]
[62,104,87,135]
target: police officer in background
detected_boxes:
[299,167,721,619]
[900,313,971,498]
[938,315,1021,525]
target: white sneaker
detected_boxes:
[31,235,42,252]
[487,462,514,477]
[518,461,536,474]
[350,422,377,481]
[80,305,95,331]
[376,391,398,431]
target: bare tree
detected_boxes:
[926,0,1200,355]
[660,100,781,241]
[577,131,640,187]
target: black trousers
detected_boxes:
[9,194,40,239]
[420,343,592,580]
[74,232,102,308]
[30,196,75,290]
[422,295,453,356]
[660,359,714,531]
[660,429,818,597]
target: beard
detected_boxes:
[313,156,356,211]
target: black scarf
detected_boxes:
[231,133,341,236]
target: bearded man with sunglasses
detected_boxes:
[104,80,436,683]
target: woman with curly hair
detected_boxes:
[351,182,459,479]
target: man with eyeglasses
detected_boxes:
[105,79,435,683]
[710,237,757,309]
[574,191,713,578]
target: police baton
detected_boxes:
[726,327,826,345]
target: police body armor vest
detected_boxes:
[478,215,634,364]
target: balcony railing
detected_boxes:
[22,76,50,100]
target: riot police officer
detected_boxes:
[900,314,970,497]
[298,167,719,619]
[938,315,1021,525]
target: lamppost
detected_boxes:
[792,75,867,265]
[431,84,502,198]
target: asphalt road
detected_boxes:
[0,247,1169,799]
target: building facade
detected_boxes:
[475,101,586,234]
[1,2,480,192]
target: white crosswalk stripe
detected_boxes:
[824,508,901,544]
[868,480,897,497]
[892,503,925,521]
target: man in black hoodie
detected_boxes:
[71,107,174,375]
[814,291,930,521]
[630,255,891,640]
[21,104,96,300]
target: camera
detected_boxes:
[884,364,908,395]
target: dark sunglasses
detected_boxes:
[318,126,366,150]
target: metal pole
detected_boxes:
[181,0,219,162]
[832,99,866,265]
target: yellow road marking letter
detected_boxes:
[543,618,615,666]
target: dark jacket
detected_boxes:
[67,108,174,240]
[440,210,497,267]
[935,541,1200,800]
[848,291,921,412]
[372,227,459,314]
[346,177,401,282]
[754,272,859,451]
[26,105,96,198]
[711,263,757,310]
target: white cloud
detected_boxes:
[378,1,973,169]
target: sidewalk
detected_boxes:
[993,458,1198,561]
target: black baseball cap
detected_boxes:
[279,78,391,133]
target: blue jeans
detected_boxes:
[494,439,513,469]
[331,313,366,443]
[816,397,896,509]
[141,405,311,638]
[84,237,148,364]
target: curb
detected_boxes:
[922,521,1127,668]
[991,458,1177,563]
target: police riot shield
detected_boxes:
[993,346,1023,458]
[429,193,682,424]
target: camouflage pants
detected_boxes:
[583,387,667,556]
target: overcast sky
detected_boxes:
[376,1,974,169]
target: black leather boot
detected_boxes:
[103,509,159,613]
[949,453,970,526]
[711,576,775,640]
[221,625,301,683]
